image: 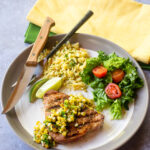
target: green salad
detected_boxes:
[80,51,143,119]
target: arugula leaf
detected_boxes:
[110,99,122,119]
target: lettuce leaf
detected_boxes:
[98,51,109,61]
[110,100,122,119]
[119,60,143,109]
[103,53,126,71]
[80,50,143,119]
[119,60,143,89]
[93,88,113,111]
[80,51,108,84]
[80,57,101,84]
[90,73,112,89]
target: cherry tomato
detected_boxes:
[112,69,125,83]
[92,66,107,78]
[105,83,122,99]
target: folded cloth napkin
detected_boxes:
[24,23,56,43]
[26,0,150,64]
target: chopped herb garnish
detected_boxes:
[61,111,66,116]
[65,54,68,58]
[69,59,76,67]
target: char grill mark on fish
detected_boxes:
[43,90,104,143]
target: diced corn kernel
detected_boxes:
[75,123,78,127]
[36,121,41,125]
[44,129,48,134]
[81,112,86,116]
[62,131,67,136]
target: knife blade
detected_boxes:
[2,17,55,114]
[2,10,93,114]
[2,66,35,113]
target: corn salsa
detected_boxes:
[33,95,95,148]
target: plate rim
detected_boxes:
[1,33,149,150]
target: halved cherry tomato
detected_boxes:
[92,66,107,78]
[112,69,125,83]
[105,83,122,99]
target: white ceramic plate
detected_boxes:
[1,33,149,150]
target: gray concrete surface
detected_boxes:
[0,0,150,150]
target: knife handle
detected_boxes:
[26,17,55,66]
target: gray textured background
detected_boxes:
[0,0,150,150]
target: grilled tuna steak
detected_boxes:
[43,90,69,117]
[43,90,104,143]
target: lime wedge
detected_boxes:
[29,78,48,103]
[36,77,62,98]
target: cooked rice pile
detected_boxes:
[38,42,89,90]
